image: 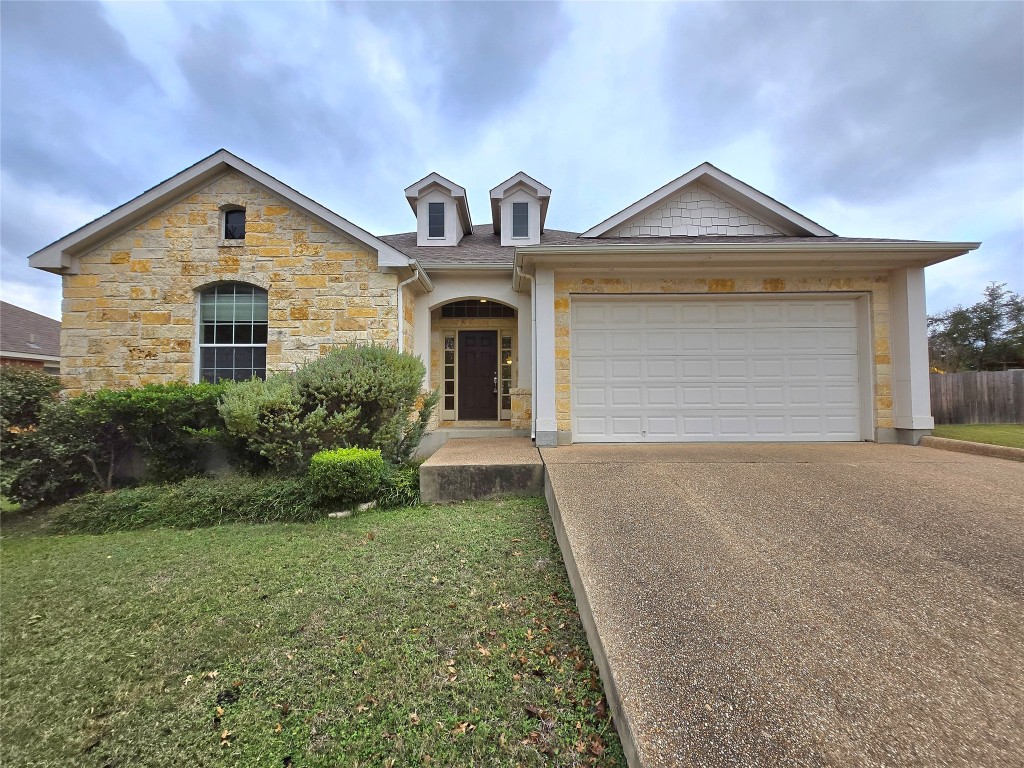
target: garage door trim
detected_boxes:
[569,292,875,443]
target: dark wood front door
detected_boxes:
[458,330,498,420]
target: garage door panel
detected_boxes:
[571,297,862,442]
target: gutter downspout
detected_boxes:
[396,266,420,353]
[514,263,537,441]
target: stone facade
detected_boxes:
[610,183,782,237]
[552,274,893,433]
[60,171,399,394]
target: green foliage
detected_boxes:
[6,382,226,506]
[376,462,421,508]
[0,365,60,431]
[929,282,1024,371]
[219,345,437,472]
[308,447,384,504]
[51,475,319,534]
[294,346,438,464]
[0,366,61,499]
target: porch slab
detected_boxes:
[419,438,543,503]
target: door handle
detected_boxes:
[493,373,498,394]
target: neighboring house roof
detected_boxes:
[0,302,61,361]
[380,224,581,267]
[580,162,836,238]
[27,149,427,288]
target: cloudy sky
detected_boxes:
[2,0,1021,320]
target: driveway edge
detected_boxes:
[919,435,1024,462]
[543,473,643,768]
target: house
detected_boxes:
[29,150,978,446]
[0,301,61,374]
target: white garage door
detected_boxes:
[571,297,863,442]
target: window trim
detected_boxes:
[220,206,246,246]
[195,282,269,383]
[511,201,529,239]
[427,201,446,239]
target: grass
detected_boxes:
[0,497,625,767]
[932,423,1024,449]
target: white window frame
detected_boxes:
[511,201,529,239]
[428,202,446,239]
[194,283,269,383]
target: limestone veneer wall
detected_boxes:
[552,275,893,433]
[61,172,399,394]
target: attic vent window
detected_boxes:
[428,202,445,238]
[224,209,246,240]
[512,202,529,238]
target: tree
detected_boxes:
[928,282,1024,372]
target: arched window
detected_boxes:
[198,283,268,382]
[224,208,246,240]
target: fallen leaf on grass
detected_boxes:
[477,646,491,657]
[524,703,546,719]
[181,675,193,687]
[219,729,234,746]
[589,736,605,756]
[215,706,225,717]
[202,670,218,681]
[274,722,283,733]
[408,712,421,725]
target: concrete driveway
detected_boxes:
[541,443,1024,767]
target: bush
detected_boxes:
[51,475,320,534]
[6,382,226,506]
[219,346,438,472]
[0,365,60,432]
[308,447,384,504]
[376,463,421,508]
[0,366,61,498]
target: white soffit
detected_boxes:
[28,149,412,273]
[581,162,836,238]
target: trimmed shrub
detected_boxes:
[51,475,319,534]
[219,345,438,472]
[376,463,421,509]
[6,382,227,506]
[308,447,384,504]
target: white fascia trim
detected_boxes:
[29,149,411,272]
[0,350,61,363]
[514,241,980,282]
[580,162,835,238]
[404,172,473,232]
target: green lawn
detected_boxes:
[932,423,1024,449]
[1,498,624,767]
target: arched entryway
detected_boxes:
[431,298,517,423]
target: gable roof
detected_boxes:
[489,172,551,234]
[581,162,835,238]
[0,301,61,360]
[404,172,474,233]
[28,149,414,274]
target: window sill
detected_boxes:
[219,239,246,247]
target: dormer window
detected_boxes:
[512,202,529,238]
[224,209,246,240]
[428,202,445,238]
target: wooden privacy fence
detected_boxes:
[930,370,1024,424]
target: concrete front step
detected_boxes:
[419,438,544,503]
[416,427,531,459]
